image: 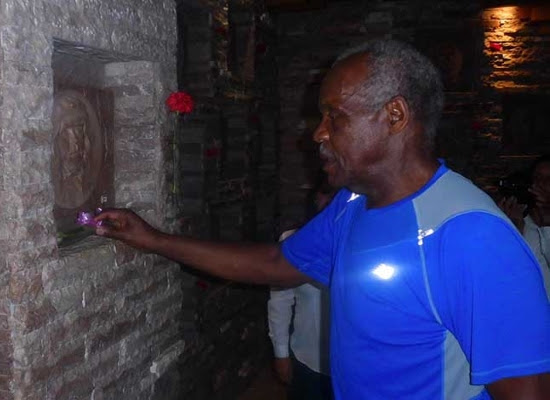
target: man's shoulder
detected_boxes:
[414,169,513,233]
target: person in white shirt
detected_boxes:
[268,183,335,400]
[499,155,550,298]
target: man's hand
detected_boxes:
[498,196,526,233]
[530,183,550,209]
[273,357,292,385]
[94,208,161,251]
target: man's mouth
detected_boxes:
[320,155,337,174]
[319,144,332,160]
[319,145,335,163]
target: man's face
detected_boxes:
[533,162,550,190]
[313,54,388,193]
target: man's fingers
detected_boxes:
[95,208,123,222]
[94,209,131,233]
[96,226,109,236]
[529,186,549,199]
[95,223,123,237]
[95,215,125,237]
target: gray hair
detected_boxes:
[335,39,444,142]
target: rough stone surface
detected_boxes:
[0,1,179,399]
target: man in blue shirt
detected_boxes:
[95,39,550,399]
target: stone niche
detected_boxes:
[51,40,115,245]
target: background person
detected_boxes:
[268,182,335,400]
[499,155,550,298]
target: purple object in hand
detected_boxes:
[76,208,104,228]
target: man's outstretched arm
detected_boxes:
[488,373,550,400]
[95,208,310,287]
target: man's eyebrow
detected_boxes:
[318,83,367,113]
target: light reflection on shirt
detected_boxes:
[371,263,397,280]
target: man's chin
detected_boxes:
[326,172,343,188]
[322,162,343,183]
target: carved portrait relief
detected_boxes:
[51,90,104,209]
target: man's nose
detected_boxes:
[313,116,329,144]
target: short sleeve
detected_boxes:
[430,212,550,385]
[267,287,295,358]
[282,189,352,286]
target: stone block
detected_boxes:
[8,268,43,304]
[180,155,204,171]
[180,125,208,144]
[116,189,156,205]
[150,340,185,377]
[7,245,56,274]
[16,299,57,334]
[114,242,139,266]
[116,146,159,171]
[19,148,50,186]
[55,375,93,400]
[532,6,550,21]
[2,62,52,88]
[89,311,146,355]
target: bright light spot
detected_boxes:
[491,6,518,21]
[372,263,396,280]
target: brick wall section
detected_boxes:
[0,1,181,399]
[275,0,550,229]
[475,4,550,190]
[172,0,278,398]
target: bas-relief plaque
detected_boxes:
[51,88,114,242]
[52,90,103,209]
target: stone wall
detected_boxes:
[0,1,182,399]
[275,0,550,229]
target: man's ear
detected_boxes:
[384,96,409,134]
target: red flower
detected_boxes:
[196,280,210,290]
[214,26,227,37]
[165,92,194,114]
[204,147,221,158]
[489,42,503,52]
[471,121,483,131]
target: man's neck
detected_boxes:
[363,156,440,209]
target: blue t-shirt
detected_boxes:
[282,164,550,400]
